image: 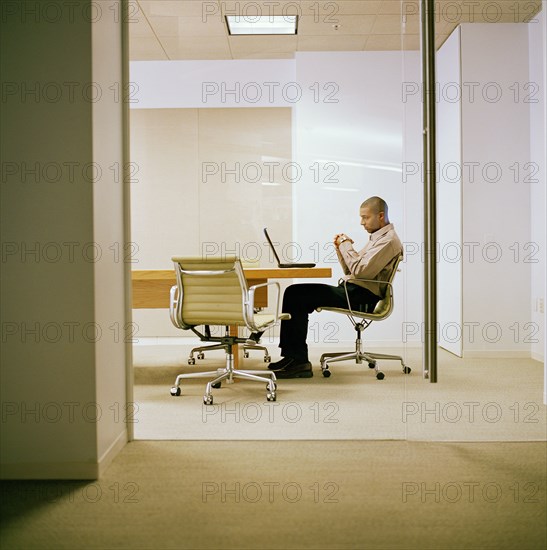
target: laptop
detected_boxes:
[263,228,316,268]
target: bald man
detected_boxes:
[270,196,403,379]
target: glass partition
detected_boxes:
[128,1,545,443]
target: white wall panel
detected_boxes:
[528,9,546,368]
[293,51,422,346]
[130,59,296,109]
[130,53,424,345]
[437,29,463,356]
[461,23,531,355]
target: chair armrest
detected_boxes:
[169,284,194,330]
[246,281,285,331]
[169,285,182,329]
[169,285,177,326]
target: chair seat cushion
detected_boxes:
[317,304,387,320]
[254,312,290,329]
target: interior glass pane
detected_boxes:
[129,1,545,443]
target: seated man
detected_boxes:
[270,196,403,379]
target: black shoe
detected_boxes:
[268,356,295,371]
[274,360,313,379]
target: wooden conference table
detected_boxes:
[132,266,333,367]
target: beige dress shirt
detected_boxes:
[336,223,403,298]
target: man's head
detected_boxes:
[360,196,390,234]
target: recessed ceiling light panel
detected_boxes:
[226,15,297,35]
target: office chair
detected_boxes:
[169,256,289,404]
[187,259,272,365]
[317,255,411,380]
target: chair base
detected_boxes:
[171,350,277,405]
[189,341,271,364]
[188,342,226,364]
[319,348,411,380]
[243,343,271,363]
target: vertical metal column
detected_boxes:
[420,0,438,382]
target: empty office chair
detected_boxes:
[169,256,289,404]
[317,255,411,380]
[187,259,272,365]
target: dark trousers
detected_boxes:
[279,283,380,361]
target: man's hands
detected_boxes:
[333,233,354,248]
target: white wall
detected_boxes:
[0,1,127,479]
[131,59,296,108]
[434,21,544,361]
[130,52,424,348]
[292,51,422,347]
[92,1,130,472]
[400,52,425,352]
[527,7,547,405]
[129,23,543,360]
[528,9,546,367]
[130,106,293,336]
[437,29,463,357]
[461,23,533,355]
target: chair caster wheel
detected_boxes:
[376,372,385,380]
[188,358,195,365]
[203,395,213,405]
[267,392,276,402]
[368,362,376,369]
[211,381,221,389]
[322,369,331,378]
[197,352,204,360]
[264,355,271,363]
[244,352,249,358]
[170,387,181,396]
[403,366,412,374]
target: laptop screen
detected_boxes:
[263,228,282,265]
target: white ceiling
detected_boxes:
[130,0,542,60]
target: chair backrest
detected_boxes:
[171,256,248,327]
[316,254,403,321]
[369,254,403,319]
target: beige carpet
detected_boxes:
[133,344,546,441]
[1,440,545,549]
